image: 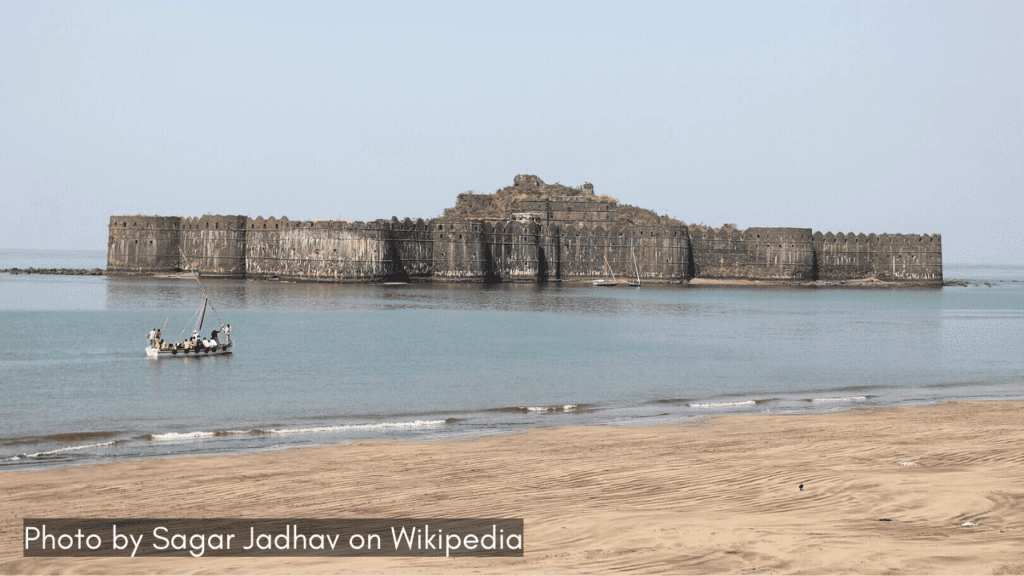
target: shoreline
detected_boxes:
[96,271,948,287]
[0,267,959,287]
[3,400,1023,574]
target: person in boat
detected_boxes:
[223,324,231,344]
[147,328,157,347]
[210,328,219,344]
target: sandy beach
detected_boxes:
[3,400,1023,575]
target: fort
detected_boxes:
[106,175,942,285]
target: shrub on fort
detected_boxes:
[614,204,686,226]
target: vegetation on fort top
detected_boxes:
[441,174,685,226]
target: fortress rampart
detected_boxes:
[107,176,942,284]
[688,226,817,281]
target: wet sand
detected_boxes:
[3,401,1023,574]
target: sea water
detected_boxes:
[1,250,1022,469]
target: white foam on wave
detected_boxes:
[150,419,447,442]
[688,400,756,408]
[809,396,868,403]
[526,404,578,412]
[8,440,118,460]
[151,431,217,441]
[266,419,447,435]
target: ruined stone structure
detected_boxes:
[107,175,943,284]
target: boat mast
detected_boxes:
[178,247,226,331]
[632,249,641,286]
[603,254,616,282]
[178,247,210,295]
[197,297,208,333]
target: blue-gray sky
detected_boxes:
[2,0,1021,264]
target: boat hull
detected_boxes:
[146,343,233,358]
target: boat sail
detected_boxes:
[593,254,619,287]
[629,248,641,287]
[145,251,233,358]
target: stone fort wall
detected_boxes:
[107,174,940,284]
[108,215,941,284]
[687,226,817,281]
[814,231,943,282]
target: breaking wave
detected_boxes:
[802,396,871,403]
[486,404,591,414]
[6,439,124,461]
[147,419,449,442]
[687,400,757,408]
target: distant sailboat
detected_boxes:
[593,254,619,287]
[629,248,641,287]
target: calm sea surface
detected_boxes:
[2,249,1022,470]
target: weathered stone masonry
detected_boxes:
[107,177,942,284]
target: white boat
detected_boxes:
[593,255,619,287]
[145,251,234,358]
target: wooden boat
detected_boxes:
[593,255,619,287]
[147,341,232,358]
[146,250,234,358]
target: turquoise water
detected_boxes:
[1,250,1022,469]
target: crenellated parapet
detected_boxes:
[554,222,690,281]
[241,215,433,282]
[433,220,492,281]
[107,216,183,274]
[814,232,942,282]
[688,225,816,281]
[179,215,248,277]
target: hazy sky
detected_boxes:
[1,1,1021,264]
